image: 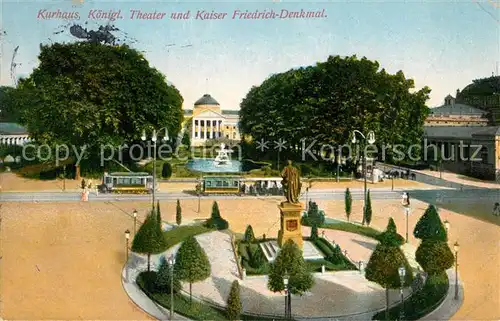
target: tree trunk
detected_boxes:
[189,282,192,304]
[75,164,81,180]
[147,253,151,272]
[385,288,389,320]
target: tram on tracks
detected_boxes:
[101,172,156,194]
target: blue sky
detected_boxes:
[1,0,498,109]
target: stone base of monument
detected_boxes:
[260,240,324,263]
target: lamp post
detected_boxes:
[391,172,394,191]
[168,254,176,320]
[133,210,138,236]
[283,272,290,320]
[454,241,459,300]
[142,128,169,209]
[398,266,406,321]
[404,206,410,243]
[352,130,376,225]
[124,229,130,261]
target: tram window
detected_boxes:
[233,181,238,187]
[216,181,222,187]
[223,181,229,187]
[206,181,212,187]
[105,177,112,184]
[130,178,141,185]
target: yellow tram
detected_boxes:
[101,172,156,194]
[202,176,242,194]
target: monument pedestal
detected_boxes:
[277,201,303,249]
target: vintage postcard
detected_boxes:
[0,0,499,320]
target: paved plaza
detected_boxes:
[125,229,414,318]
[0,171,498,319]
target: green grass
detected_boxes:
[236,238,356,275]
[317,222,382,240]
[163,224,214,249]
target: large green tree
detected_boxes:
[413,205,447,241]
[365,243,413,320]
[131,211,167,271]
[415,240,454,275]
[174,236,211,303]
[11,42,183,162]
[267,239,314,295]
[0,86,19,122]
[239,55,430,162]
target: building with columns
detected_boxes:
[183,94,240,146]
[0,123,31,145]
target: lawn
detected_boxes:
[163,224,214,249]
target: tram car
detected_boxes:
[202,176,242,195]
[101,172,156,194]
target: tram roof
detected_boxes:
[107,172,151,176]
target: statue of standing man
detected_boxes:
[281,160,302,204]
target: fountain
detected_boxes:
[213,143,232,167]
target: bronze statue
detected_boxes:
[281,160,301,203]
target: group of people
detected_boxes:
[493,202,500,216]
[240,180,283,196]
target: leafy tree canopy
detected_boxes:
[413,205,447,241]
[12,42,183,157]
[131,211,166,255]
[174,236,211,284]
[239,55,430,161]
[0,86,20,122]
[365,243,413,289]
[415,240,454,275]
[267,239,314,295]
[377,217,405,246]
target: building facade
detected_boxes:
[0,123,31,145]
[425,94,489,126]
[183,94,240,146]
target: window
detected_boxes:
[481,147,489,164]
[195,131,198,138]
[212,120,217,126]
[105,177,112,184]
[201,131,204,139]
[200,120,204,126]
[195,120,199,126]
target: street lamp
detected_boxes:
[63,165,66,191]
[133,210,138,235]
[168,254,176,320]
[398,266,406,320]
[352,130,376,225]
[142,128,169,209]
[283,272,290,320]
[454,241,459,300]
[124,229,130,261]
[404,205,410,243]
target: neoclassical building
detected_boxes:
[183,94,240,146]
[424,93,500,181]
[425,94,489,127]
[0,122,31,145]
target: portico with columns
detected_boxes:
[0,123,31,146]
[184,94,241,147]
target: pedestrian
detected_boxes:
[493,202,500,216]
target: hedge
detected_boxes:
[372,272,449,320]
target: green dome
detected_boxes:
[194,94,220,106]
